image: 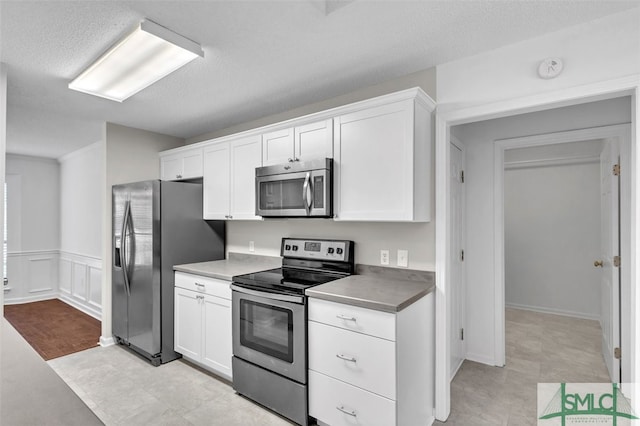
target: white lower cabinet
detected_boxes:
[309,370,396,426]
[174,272,232,380]
[308,294,435,426]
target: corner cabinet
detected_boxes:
[262,119,333,166]
[333,92,434,221]
[174,272,232,380]
[308,294,435,426]
[160,147,203,181]
[203,135,262,220]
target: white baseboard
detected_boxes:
[4,293,57,305]
[450,358,464,381]
[58,294,101,321]
[465,351,500,367]
[505,302,599,321]
[99,336,115,347]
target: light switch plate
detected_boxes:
[249,241,255,252]
[397,249,408,267]
[380,250,389,265]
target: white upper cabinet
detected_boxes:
[262,128,294,165]
[333,92,434,222]
[230,136,262,220]
[262,119,333,166]
[160,147,203,181]
[161,87,434,223]
[203,143,230,220]
[203,135,262,220]
[295,119,333,161]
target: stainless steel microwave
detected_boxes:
[255,158,332,218]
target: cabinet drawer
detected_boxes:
[308,298,395,341]
[309,370,395,426]
[174,272,231,300]
[308,321,396,400]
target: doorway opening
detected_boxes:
[493,123,631,385]
[439,92,635,421]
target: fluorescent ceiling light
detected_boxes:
[69,20,203,102]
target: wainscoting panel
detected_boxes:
[88,266,102,309]
[28,256,56,294]
[5,251,103,320]
[5,251,59,304]
[72,263,88,300]
[59,259,72,295]
[59,252,102,320]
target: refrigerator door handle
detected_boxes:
[121,200,131,297]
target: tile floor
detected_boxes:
[434,308,611,425]
[47,308,610,425]
[48,346,293,426]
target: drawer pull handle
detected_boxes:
[195,283,205,289]
[336,406,357,417]
[336,353,357,363]
[336,314,357,322]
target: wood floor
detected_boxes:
[4,299,101,361]
[434,308,611,425]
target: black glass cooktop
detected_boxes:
[232,267,346,297]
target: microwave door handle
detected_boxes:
[303,172,311,216]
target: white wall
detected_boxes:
[437,8,640,111]
[59,141,102,257]
[101,123,183,344]
[452,96,631,364]
[504,159,601,320]
[5,155,59,251]
[4,155,60,303]
[190,68,437,270]
[227,220,434,270]
[58,141,104,317]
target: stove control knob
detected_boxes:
[336,248,343,255]
[285,245,291,251]
[327,247,335,254]
[292,245,298,251]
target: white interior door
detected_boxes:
[450,140,466,378]
[600,138,620,383]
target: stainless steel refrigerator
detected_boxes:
[112,180,225,365]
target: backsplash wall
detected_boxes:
[226,219,435,271]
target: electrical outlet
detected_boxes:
[380,250,389,265]
[397,249,408,267]
[249,241,255,252]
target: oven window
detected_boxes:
[239,299,294,363]
[259,179,305,210]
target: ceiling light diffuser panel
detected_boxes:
[69,20,203,102]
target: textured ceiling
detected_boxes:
[1,1,638,158]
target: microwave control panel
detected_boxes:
[281,238,352,262]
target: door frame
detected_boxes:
[493,124,630,377]
[434,74,640,420]
[449,136,467,380]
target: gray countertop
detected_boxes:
[306,273,435,313]
[173,252,281,281]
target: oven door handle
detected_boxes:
[231,284,305,304]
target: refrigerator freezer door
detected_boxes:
[127,180,162,357]
[112,186,129,342]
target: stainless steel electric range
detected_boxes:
[230,238,355,426]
